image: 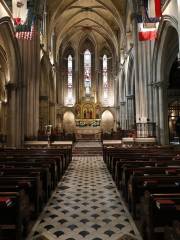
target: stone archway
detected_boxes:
[0,46,8,144]
[153,17,179,144]
[0,17,22,146]
[101,110,114,133]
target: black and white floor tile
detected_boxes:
[28,155,142,240]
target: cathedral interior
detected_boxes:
[0,0,180,240]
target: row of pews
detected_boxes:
[103,144,180,240]
[0,146,72,240]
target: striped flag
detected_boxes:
[13,0,35,40]
[137,0,161,41]
[15,20,35,40]
[148,0,162,18]
[138,22,158,41]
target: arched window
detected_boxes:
[103,54,108,99]
[67,54,73,104]
[84,49,91,95]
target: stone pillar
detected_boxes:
[39,96,49,128]
[49,102,56,126]
[147,41,154,121]
[132,15,141,122]
[152,81,169,144]
[152,84,160,142]
[116,106,120,129]
[120,101,126,129]
[126,95,135,129]
[19,31,40,140]
[158,83,169,144]
[6,83,17,146]
[132,14,155,126]
[0,101,7,136]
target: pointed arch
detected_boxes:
[84,49,92,95]
[0,17,22,146]
[79,38,95,98]
[152,16,179,144]
[60,45,75,106]
[99,47,113,105]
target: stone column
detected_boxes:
[152,84,160,142]
[0,101,7,136]
[49,102,56,126]
[147,41,154,121]
[19,31,40,140]
[158,82,169,144]
[6,83,17,146]
[116,106,120,129]
[132,14,155,127]
[120,101,126,129]
[132,15,141,122]
[126,95,135,129]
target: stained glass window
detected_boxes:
[67,55,73,104]
[84,49,91,95]
[103,54,108,99]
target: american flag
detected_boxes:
[15,21,35,40]
[14,1,35,41]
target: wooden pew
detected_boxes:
[0,146,72,239]
[128,175,180,218]
[121,164,180,200]
[142,193,180,240]
[0,175,42,217]
[0,192,22,240]
[0,167,51,202]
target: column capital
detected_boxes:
[126,95,134,99]
[120,101,126,106]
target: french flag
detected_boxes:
[138,22,158,41]
[148,0,162,18]
[137,0,161,41]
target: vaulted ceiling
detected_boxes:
[46,0,127,57]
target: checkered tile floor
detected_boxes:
[27,155,142,240]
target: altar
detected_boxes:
[75,127,101,140]
[74,98,102,140]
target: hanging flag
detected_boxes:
[15,17,35,40]
[12,0,28,25]
[138,22,158,41]
[148,0,162,18]
[13,0,36,40]
[137,0,161,41]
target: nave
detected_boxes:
[28,143,142,240]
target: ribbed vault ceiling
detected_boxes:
[47,0,126,56]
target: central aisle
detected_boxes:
[28,146,142,240]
